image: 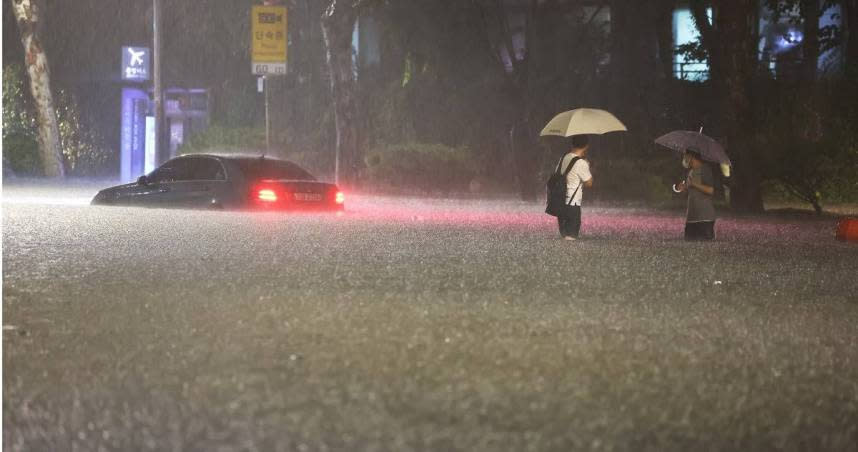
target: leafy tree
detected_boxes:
[470,0,613,200]
[2,63,40,175]
[3,63,112,176]
[757,89,850,213]
[10,0,65,177]
[690,0,764,212]
[322,0,366,188]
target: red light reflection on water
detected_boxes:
[335,196,837,244]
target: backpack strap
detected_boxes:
[564,156,582,205]
[555,154,580,175]
[554,155,565,174]
[563,156,581,177]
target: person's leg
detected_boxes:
[685,222,713,241]
[558,211,568,237]
[684,222,698,240]
[703,221,715,240]
[569,206,582,238]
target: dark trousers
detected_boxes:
[684,221,715,241]
[557,205,582,238]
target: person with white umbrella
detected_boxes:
[541,108,626,241]
[552,135,594,240]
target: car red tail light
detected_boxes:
[335,191,345,204]
[258,189,278,202]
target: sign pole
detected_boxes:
[153,0,164,165]
[251,4,287,158]
[264,76,271,156]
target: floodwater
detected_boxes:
[3,181,857,451]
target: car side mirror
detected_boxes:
[137,175,149,186]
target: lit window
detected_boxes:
[673,8,711,81]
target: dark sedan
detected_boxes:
[91,154,344,211]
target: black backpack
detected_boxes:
[545,155,581,217]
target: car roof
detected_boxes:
[175,153,294,164]
[172,153,317,180]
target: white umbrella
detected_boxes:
[539,108,628,137]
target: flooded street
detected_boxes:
[3,183,857,451]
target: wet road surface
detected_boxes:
[3,182,857,451]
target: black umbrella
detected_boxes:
[655,129,732,167]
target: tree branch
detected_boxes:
[689,0,717,57]
[472,0,510,72]
[496,0,522,77]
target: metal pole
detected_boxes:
[153,0,164,164]
[264,76,271,156]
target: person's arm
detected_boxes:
[689,179,714,195]
[578,159,593,188]
[689,167,714,195]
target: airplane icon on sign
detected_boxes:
[128,48,145,66]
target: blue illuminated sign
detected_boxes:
[122,46,150,81]
[120,87,149,182]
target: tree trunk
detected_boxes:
[509,120,539,202]
[472,0,541,201]
[610,0,660,155]
[800,0,820,82]
[692,0,763,212]
[513,0,539,202]
[811,197,823,215]
[11,0,65,178]
[322,0,361,188]
[845,0,858,72]
[654,0,676,80]
[690,0,723,80]
[719,2,763,212]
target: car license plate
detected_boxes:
[294,193,322,201]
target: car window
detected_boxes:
[236,159,315,181]
[148,162,177,183]
[188,157,226,181]
[149,158,195,183]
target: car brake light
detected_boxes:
[258,189,278,202]
[335,191,345,204]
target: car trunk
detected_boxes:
[251,179,342,209]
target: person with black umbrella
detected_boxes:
[673,147,717,240]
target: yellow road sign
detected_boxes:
[251,5,287,74]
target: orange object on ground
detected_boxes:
[837,218,858,242]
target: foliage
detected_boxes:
[362,0,615,199]
[364,1,509,148]
[179,125,266,155]
[540,151,676,205]
[675,41,709,66]
[598,158,678,204]
[54,89,112,176]
[2,63,111,176]
[5,0,857,203]
[762,0,843,52]
[177,123,337,181]
[2,63,40,175]
[755,80,858,212]
[2,132,41,177]
[363,142,480,194]
[282,149,336,181]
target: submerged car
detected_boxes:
[91,154,345,211]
